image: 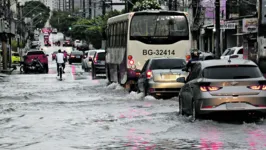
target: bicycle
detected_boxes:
[58,63,63,81]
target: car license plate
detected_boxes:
[162,74,176,79]
[76,56,80,58]
[100,61,105,65]
[226,103,246,110]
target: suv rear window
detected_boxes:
[150,59,186,70]
[27,51,45,55]
[71,51,83,55]
[97,52,105,60]
[89,51,96,55]
[203,65,262,79]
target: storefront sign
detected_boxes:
[220,23,236,29]
[242,18,258,33]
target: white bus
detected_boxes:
[105,10,191,90]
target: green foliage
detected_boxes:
[23,1,50,28]
[71,10,121,49]
[50,11,78,35]
[133,0,161,11]
[11,40,25,51]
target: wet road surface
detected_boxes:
[1,59,266,150]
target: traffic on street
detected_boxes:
[1,0,266,150]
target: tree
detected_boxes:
[133,0,161,11]
[50,11,78,36]
[23,1,50,28]
[71,10,121,49]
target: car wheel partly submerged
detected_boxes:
[179,97,184,116]
[191,101,198,122]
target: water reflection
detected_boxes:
[200,127,223,150]
[125,128,156,149]
[247,129,266,150]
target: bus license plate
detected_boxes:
[76,56,80,58]
[143,49,176,55]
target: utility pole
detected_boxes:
[215,0,221,58]
[82,0,85,18]
[72,0,74,12]
[8,0,11,68]
[88,0,91,19]
[102,0,106,16]
[93,2,96,18]
[63,0,65,11]
[168,0,172,10]
[59,0,61,10]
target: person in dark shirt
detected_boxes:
[186,49,200,72]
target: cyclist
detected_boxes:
[56,49,66,76]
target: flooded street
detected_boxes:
[0,60,266,150]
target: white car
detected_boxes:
[82,50,101,72]
[220,46,243,59]
[74,40,82,47]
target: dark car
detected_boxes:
[68,51,83,64]
[23,50,49,73]
[91,50,106,79]
[177,59,266,122]
[63,40,72,47]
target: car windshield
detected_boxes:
[97,52,105,60]
[150,59,186,70]
[89,51,96,55]
[27,51,45,55]
[222,49,230,56]
[203,65,262,79]
[227,49,235,55]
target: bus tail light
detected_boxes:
[129,60,134,65]
[146,70,153,79]
[128,55,133,60]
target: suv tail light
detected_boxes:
[248,85,266,90]
[146,70,153,79]
[94,53,98,63]
[200,86,222,92]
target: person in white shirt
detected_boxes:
[56,49,66,76]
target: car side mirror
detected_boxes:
[89,57,92,61]
[176,77,186,83]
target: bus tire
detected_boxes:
[106,64,112,84]
[117,65,121,84]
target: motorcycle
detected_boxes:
[23,57,45,73]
